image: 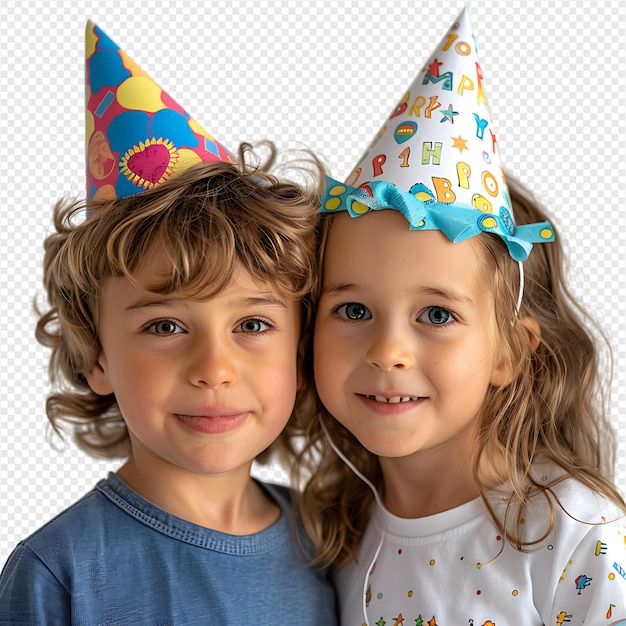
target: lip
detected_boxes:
[175,410,249,434]
[356,392,425,415]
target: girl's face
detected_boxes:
[314,210,511,462]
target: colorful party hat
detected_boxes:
[85,21,235,204]
[321,7,553,261]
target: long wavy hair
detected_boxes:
[36,142,323,460]
[292,175,625,568]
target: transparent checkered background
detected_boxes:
[1,0,625,566]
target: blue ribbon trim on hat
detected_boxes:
[321,176,554,262]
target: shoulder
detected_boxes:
[251,482,339,622]
[13,483,114,555]
[529,461,625,525]
[545,472,626,560]
[488,461,624,526]
[483,461,626,563]
[257,479,331,562]
[0,480,118,622]
[2,475,137,577]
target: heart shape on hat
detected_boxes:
[127,143,172,185]
[120,138,179,190]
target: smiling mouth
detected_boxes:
[364,395,421,404]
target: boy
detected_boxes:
[0,22,336,624]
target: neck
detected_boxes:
[379,437,486,519]
[116,458,280,535]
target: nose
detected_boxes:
[365,324,415,371]
[186,334,238,388]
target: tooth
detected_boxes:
[366,395,420,403]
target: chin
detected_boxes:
[353,435,418,459]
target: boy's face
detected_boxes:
[314,210,511,463]
[86,256,301,480]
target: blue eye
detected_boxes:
[335,302,372,321]
[146,320,184,335]
[237,318,272,333]
[419,306,454,325]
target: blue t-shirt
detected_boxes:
[0,474,337,625]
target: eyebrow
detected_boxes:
[237,296,289,309]
[321,282,474,305]
[319,282,365,296]
[125,297,182,311]
[125,294,288,311]
[420,286,475,305]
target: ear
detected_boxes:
[490,315,541,388]
[84,353,114,396]
[520,315,541,353]
[490,348,514,388]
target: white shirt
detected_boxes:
[335,463,626,626]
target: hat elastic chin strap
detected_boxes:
[319,415,385,626]
[516,260,524,316]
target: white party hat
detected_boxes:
[321,7,554,261]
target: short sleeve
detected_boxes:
[547,516,626,625]
[0,544,71,625]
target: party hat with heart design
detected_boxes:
[85,21,235,205]
[321,7,553,261]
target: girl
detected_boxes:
[296,9,626,625]
[0,22,337,623]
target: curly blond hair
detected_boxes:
[293,174,625,568]
[36,142,323,459]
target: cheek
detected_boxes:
[429,340,497,397]
[274,361,299,405]
[107,351,172,404]
[313,323,334,368]
[313,331,350,408]
[257,345,299,409]
[114,366,159,411]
